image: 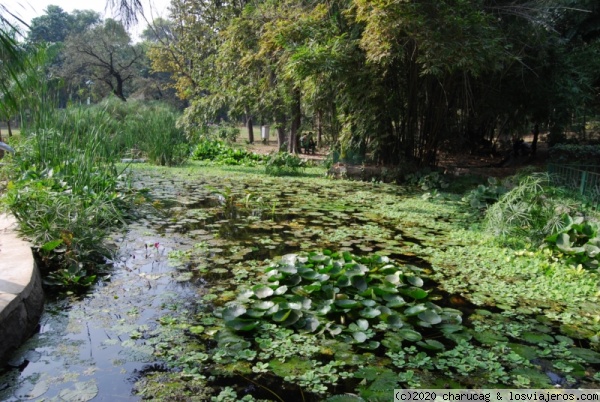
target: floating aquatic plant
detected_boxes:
[218,250,464,350]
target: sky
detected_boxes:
[2,0,171,40]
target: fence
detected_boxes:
[547,164,600,207]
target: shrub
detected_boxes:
[484,173,580,243]
[264,151,305,176]
[191,139,264,166]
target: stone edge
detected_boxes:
[0,214,44,364]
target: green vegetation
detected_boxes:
[264,152,306,176]
[3,1,600,399]
[191,139,264,166]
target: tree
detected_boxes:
[60,19,143,101]
[28,5,73,44]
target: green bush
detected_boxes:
[265,151,306,176]
[191,139,264,166]
[484,173,580,244]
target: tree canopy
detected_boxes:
[146,0,600,164]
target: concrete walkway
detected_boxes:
[0,213,44,364]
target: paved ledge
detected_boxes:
[0,213,44,364]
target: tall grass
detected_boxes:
[2,51,189,291]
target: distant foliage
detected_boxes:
[548,144,600,164]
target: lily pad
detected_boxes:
[252,284,274,299]
[400,287,428,300]
[225,318,259,331]
[417,310,442,325]
[417,339,445,351]
[222,305,246,321]
[359,307,382,318]
[58,380,99,402]
[404,305,428,316]
[398,329,423,342]
[570,347,600,363]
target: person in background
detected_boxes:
[531,124,540,156]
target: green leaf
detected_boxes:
[225,318,259,331]
[252,284,274,299]
[417,339,445,351]
[356,319,369,331]
[335,299,360,308]
[384,295,406,308]
[404,305,428,316]
[417,310,442,325]
[407,276,424,287]
[400,287,428,299]
[353,331,368,343]
[387,314,404,328]
[570,348,600,363]
[41,239,63,252]
[222,305,246,321]
[272,309,292,322]
[359,307,381,318]
[252,301,275,310]
[352,276,368,291]
[398,329,422,342]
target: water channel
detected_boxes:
[1,168,599,400]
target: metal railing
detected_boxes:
[548,164,600,207]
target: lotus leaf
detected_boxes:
[407,276,424,287]
[359,307,381,318]
[337,276,352,287]
[404,305,428,316]
[359,340,381,350]
[352,276,368,291]
[304,315,320,332]
[418,310,442,325]
[508,343,538,360]
[245,309,265,318]
[520,332,554,344]
[398,328,423,341]
[384,273,401,285]
[400,287,428,299]
[225,318,259,331]
[384,295,406,307]
[252,284,274,299]
[222,305,246,321]
[417,339,445,351]
[378,306,393,316]
[472,330,509,344]
[570,347,600,363]
[439,324,463,334]
[282,274,302,286]
[335,299,360,308]
[387,314,404,328]
[353,331,368,343]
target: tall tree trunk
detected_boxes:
[316,109,323,148]
[288,89,301,153]
[246,113,254,144]
[7,120,12,137]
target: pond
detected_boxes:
[1,166,599,401]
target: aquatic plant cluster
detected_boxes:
[118,165,600,401]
